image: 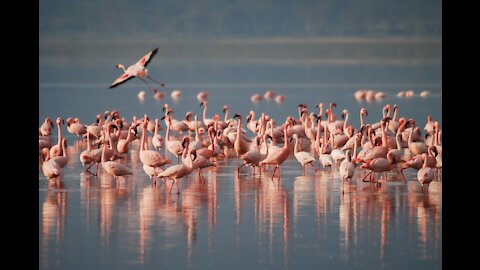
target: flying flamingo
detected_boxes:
[109,47,165,91]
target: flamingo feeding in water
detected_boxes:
[109,48,165,91]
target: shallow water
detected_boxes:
[39,41,441,269]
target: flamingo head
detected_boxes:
[199,101,207,107]
[185,112,192,120]
[360,108,368,117]
[297,104,307,109]
[330,102,337,110]
[341,110,348,120]
[115,64,125,70]
[223,105,229,113]
[181,136,190,148]
[104,111,110,120]
[233,113,241,119]
[112,111,120,120]
[360,160,370,168]
[56,117,64,125]
[325,109,330,117]
[41,148,49,161]
[393,104,398,111]
[190,149,197,162]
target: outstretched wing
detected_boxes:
[109,73,134,89]
[135,47,159,67]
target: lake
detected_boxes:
[39,38,442,269]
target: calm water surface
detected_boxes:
[39,43,441,269]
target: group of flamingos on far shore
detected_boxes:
[39,100,442,194]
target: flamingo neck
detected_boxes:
[165,118,171,141]
[393,108,398,121]
[86,132,91,151]
[360,112,364,127]
[224,109,229,122]
[154,120,158,136]
[203,104,208,122]
[343,113,349,132]
[195,116,200,141]
[293,137,299,154]
[353,136,358,160]
[283,125,290,149]
[62,140,68,158]
[381,122,388,147]
[56,122,62,147]
[316,119,322,141]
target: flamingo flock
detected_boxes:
[39,97,442,195]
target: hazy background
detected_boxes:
[39,0,442,85]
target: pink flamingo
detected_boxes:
[158,141,196,194]
[417,153,435,193]
[259,121,292,180]
[109,47,165,91]
[233,114,249,156]
[41,148,62,180]
[49,117,64,158]
[292,134,316,175]
[40,117,54,136]
[100,142,133,180]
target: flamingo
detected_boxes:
[233,114,249,156]
[189,115,204,151]
[41,148,62,180]
[139,121,171,168]
[66,117,87,140]
[197,91,208,102]
[80,131,101,174]
[50,117,64,158]
[292,134,316,175]
[100,142,133,180]
[417,153,435,192]
[109,47,165,91]
[199,101,214,127]
[275,95,285,103]
[117,124,138,154]
[51,138,68,168]
[238,136,263,173]
[361,157,391,185]
[197,126,217,160]
[151,118,163,151]
[264,90,275,99]
[319,125,334,170]
[339,150,355,184]
[190,149,215,182]
[259,121,292,180]
[158,142,196,194]
[40,117,54,136]
[162,115,184,163]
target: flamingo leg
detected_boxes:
[169,179,175,194]
[176,180,180,195]
[271,165,278,181]
[237,162,247,173]
[362,171,373,182]
[138,77,158,92]
[146,75,165,88]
